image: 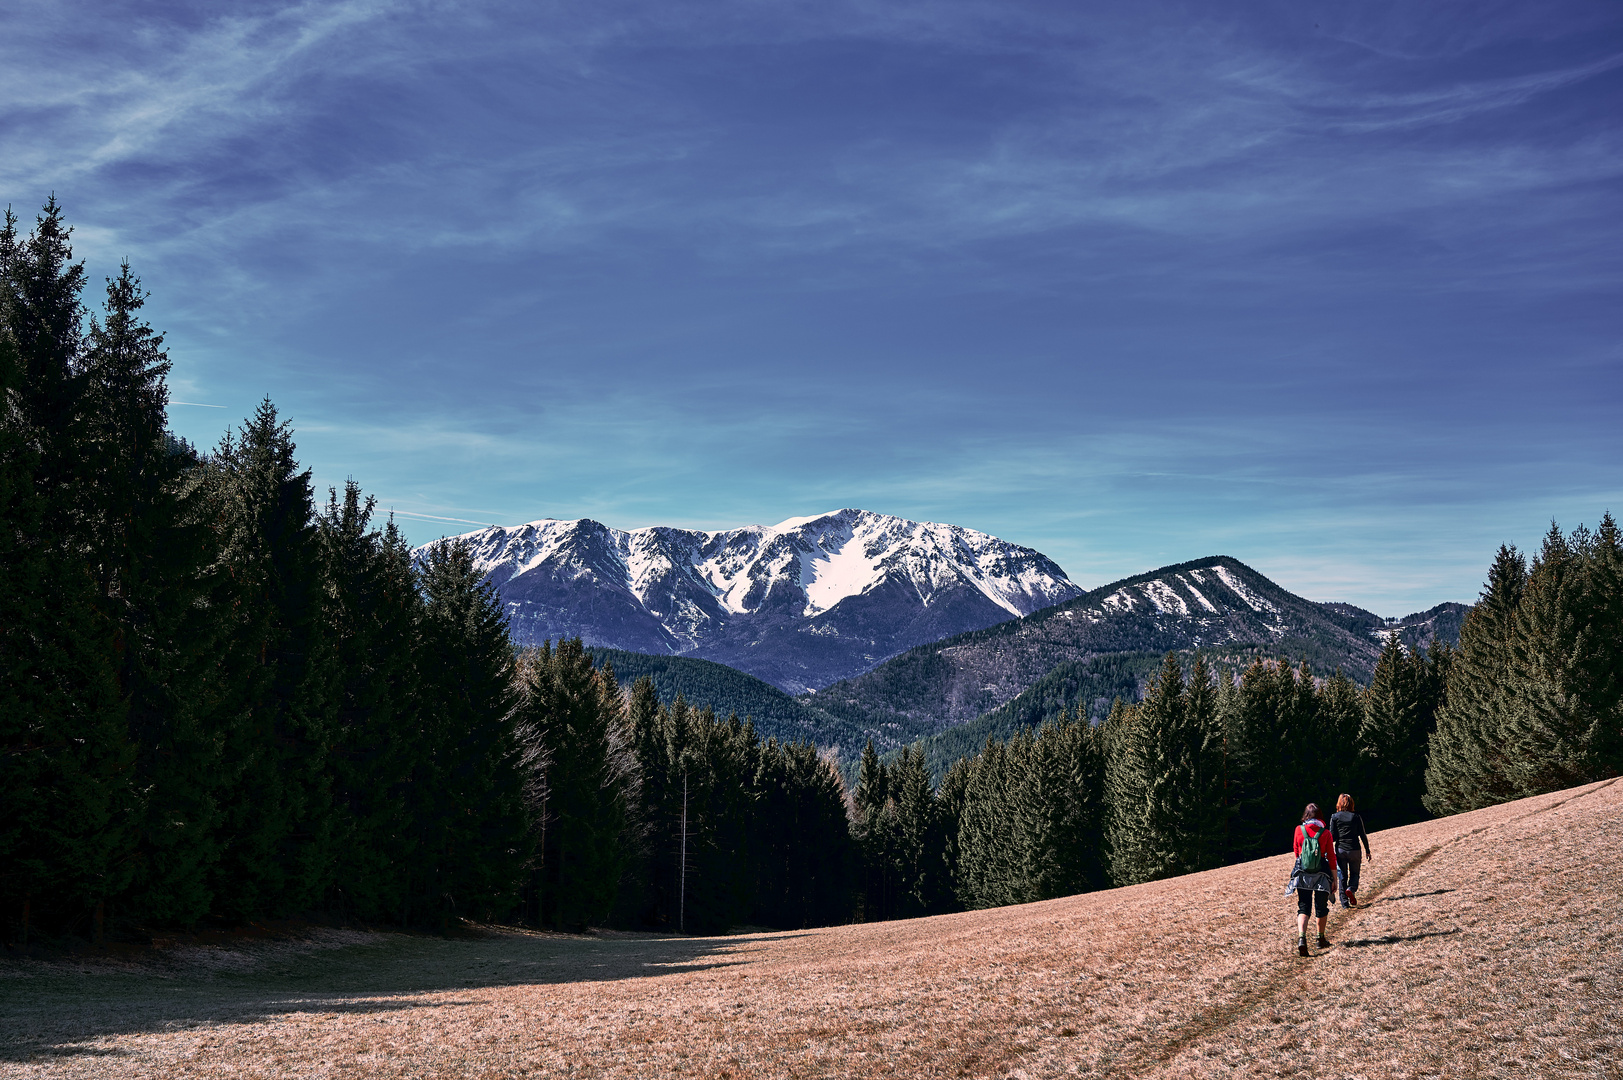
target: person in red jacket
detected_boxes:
[1288,803,1338,956]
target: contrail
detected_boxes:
[386,508,498,527]
[170,401,228,408]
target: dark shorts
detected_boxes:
[1297,888,1328,918]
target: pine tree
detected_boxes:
[415,537,530,924]
[1106,654,1225,886]
[1424,545,1526,815]
[935,755,971,905]
[1502,521,1623,795]
[955,736,1023,908]
[1358,636,1434,829]
[1026,708,1106,898]
[750,739,853,928]
[887,745,944,917]
[322,483,423,922]
[0,281,136,941]
[1319,669,1365,803]
[1222,660,1313,862]
[203,401,339,917]
[852,739,895,919]
[517,639,638,930]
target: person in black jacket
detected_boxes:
[1330,793,1372,907]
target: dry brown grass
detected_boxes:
[4,777,1620,1079]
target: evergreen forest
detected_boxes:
[4,199,1620,946]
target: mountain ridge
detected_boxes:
[418,508,1084,692]
[803,554,1468,757]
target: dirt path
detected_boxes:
[4,779,1619,1079]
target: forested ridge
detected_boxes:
[4,200,1619,947]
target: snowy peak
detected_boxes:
[417,509,1084,692]
[1086,561,1288,635]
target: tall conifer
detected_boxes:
[1424,545,1526,814]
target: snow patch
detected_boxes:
[1179,574,1220,614]
[1211,565,1277,614]
[1140,579,1190,616]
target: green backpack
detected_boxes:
[1299,826,1326,873]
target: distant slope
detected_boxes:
[902,652,1165,780]
[587,648,864,750]
[808,556,1467,758]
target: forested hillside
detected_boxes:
[585,648,849,747]
[806,557,1469,757]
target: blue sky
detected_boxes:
[5,0,1619,615]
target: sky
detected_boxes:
[4,0,1620,616]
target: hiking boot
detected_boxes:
[1346,893,1357,908]
[1317,936,1331,949]
[1297,939,1310,957]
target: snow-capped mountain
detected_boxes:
[816,554,1471,742]
[417,509,1083,692]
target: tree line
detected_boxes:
[850,520,1620,913]
[849,641,1442,913]
[5,198,1617,943]
[0,198,852,942]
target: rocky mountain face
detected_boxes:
[807,556,1469,751]
[418,509,1083,693]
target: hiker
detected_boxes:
[1288,803,1337,956]
[1329,793,1372,908]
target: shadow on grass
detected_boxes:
[0,928,811,1062]
[1378,889,1456,903]
[1339,928,1462,948]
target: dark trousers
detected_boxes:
[1337,849,1362,898]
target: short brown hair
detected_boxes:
[1337,793,1354,812]
[1302,803,1321,822]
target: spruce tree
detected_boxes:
[1027,708,1106,898]
[955,736,1023,908]
[81,268,230,926]
[1358,636,1433,829]
[203,401,339,917]
[518,639,638,930]
[1586,513,1623,778]
[935,756,971,906]
[1319,669,1365,803]
[1106,654,1224,886]
[0,293,135,941]
[1502,522,1622,795]
[1424,545,1526,815]
[416,537,530,924]
[852,739,895,919]
[750,739,853,928]
[322,483,423,922]
[887,746,944,917]
[4,198,87,517]
[1223,660,1313,861]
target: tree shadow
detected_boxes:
[1339,928,1461,948]
[0,928,812,1062]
